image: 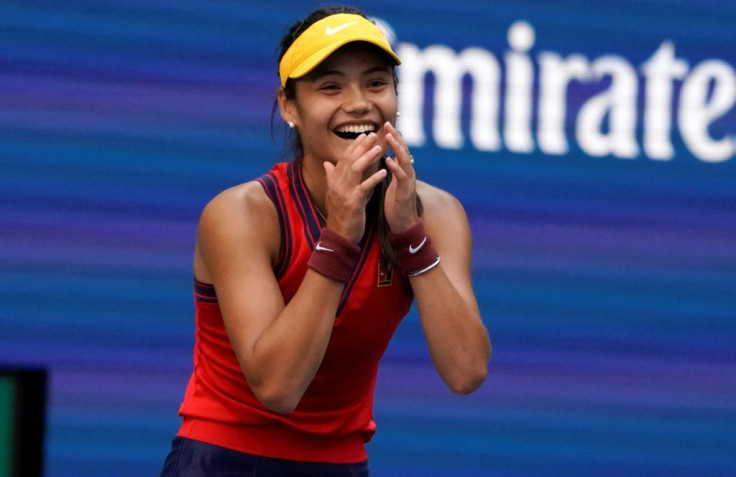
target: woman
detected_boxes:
[161,5,490,476]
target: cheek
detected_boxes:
[297,103,334,131]
[380,97,399,123]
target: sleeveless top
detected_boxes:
[176,157,413,463]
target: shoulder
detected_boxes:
[416,180,467,220]
[416,180,471,250]
[201,180,275,226]
[198,180,280,259]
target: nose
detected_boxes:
[343,83,370,114]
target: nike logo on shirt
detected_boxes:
[325,21,359,35]
[315,242,335,252]
[408,237,427,254]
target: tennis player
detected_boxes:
[160,5,490,476]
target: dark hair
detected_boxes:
[272,5,422,269]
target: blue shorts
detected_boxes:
[160,437,370,477]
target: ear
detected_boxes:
[277,88,297,127]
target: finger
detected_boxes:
[344,132,379,164]
[385,134,410,165]
[352,144,384,173]
[384,155,410,183]
[323,161,336,177]
[384,122,411,161]
[337,134,382,183]
[385,134,415,178]
[384,129,413,173]
[360,168,388,194]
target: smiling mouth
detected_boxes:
[334,124,376,140]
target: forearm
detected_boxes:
[243,271,344,413]
[411,265,490,394]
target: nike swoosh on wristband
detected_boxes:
[315,242,335,252]
[408,237,427,254]
[325,21,359,35]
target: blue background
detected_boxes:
[1,1,734,475]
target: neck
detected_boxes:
[301,155,328,219]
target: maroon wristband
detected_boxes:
[389,219,440,277]
[307,228,361,283]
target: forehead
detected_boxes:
[310,42,396,77]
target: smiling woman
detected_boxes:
[159,5,490,476]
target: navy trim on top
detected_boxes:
[336,224,375,317]
[288,157,322,248]
[194,278,218,303]
[276,156,381,317]
[257,171,292,280]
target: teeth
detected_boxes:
[336,124,375,134]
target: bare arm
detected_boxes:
[383,121,490,394]
[194,135,387,414]
[412,182,491,394]
[195,182,344,414]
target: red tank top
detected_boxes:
[176,158,413,463]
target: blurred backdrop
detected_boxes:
[1,0,734,475]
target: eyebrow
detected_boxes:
[311,65,392,80]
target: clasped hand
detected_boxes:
[322,121,418,243]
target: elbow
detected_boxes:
[264,399,299,415]
[445,318,491,395]
[447,365,487,395]
[446,343,490,395]
[256,387,301,414]
[238,355,305,414]
[249,378,303,414]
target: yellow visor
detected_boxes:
[278,13,401,87]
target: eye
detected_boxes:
[368,79,388,88]
[318,83,340,92]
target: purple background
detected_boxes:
[1,1,734,475]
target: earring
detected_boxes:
[287,121,294,129]
[396,111,401,117]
